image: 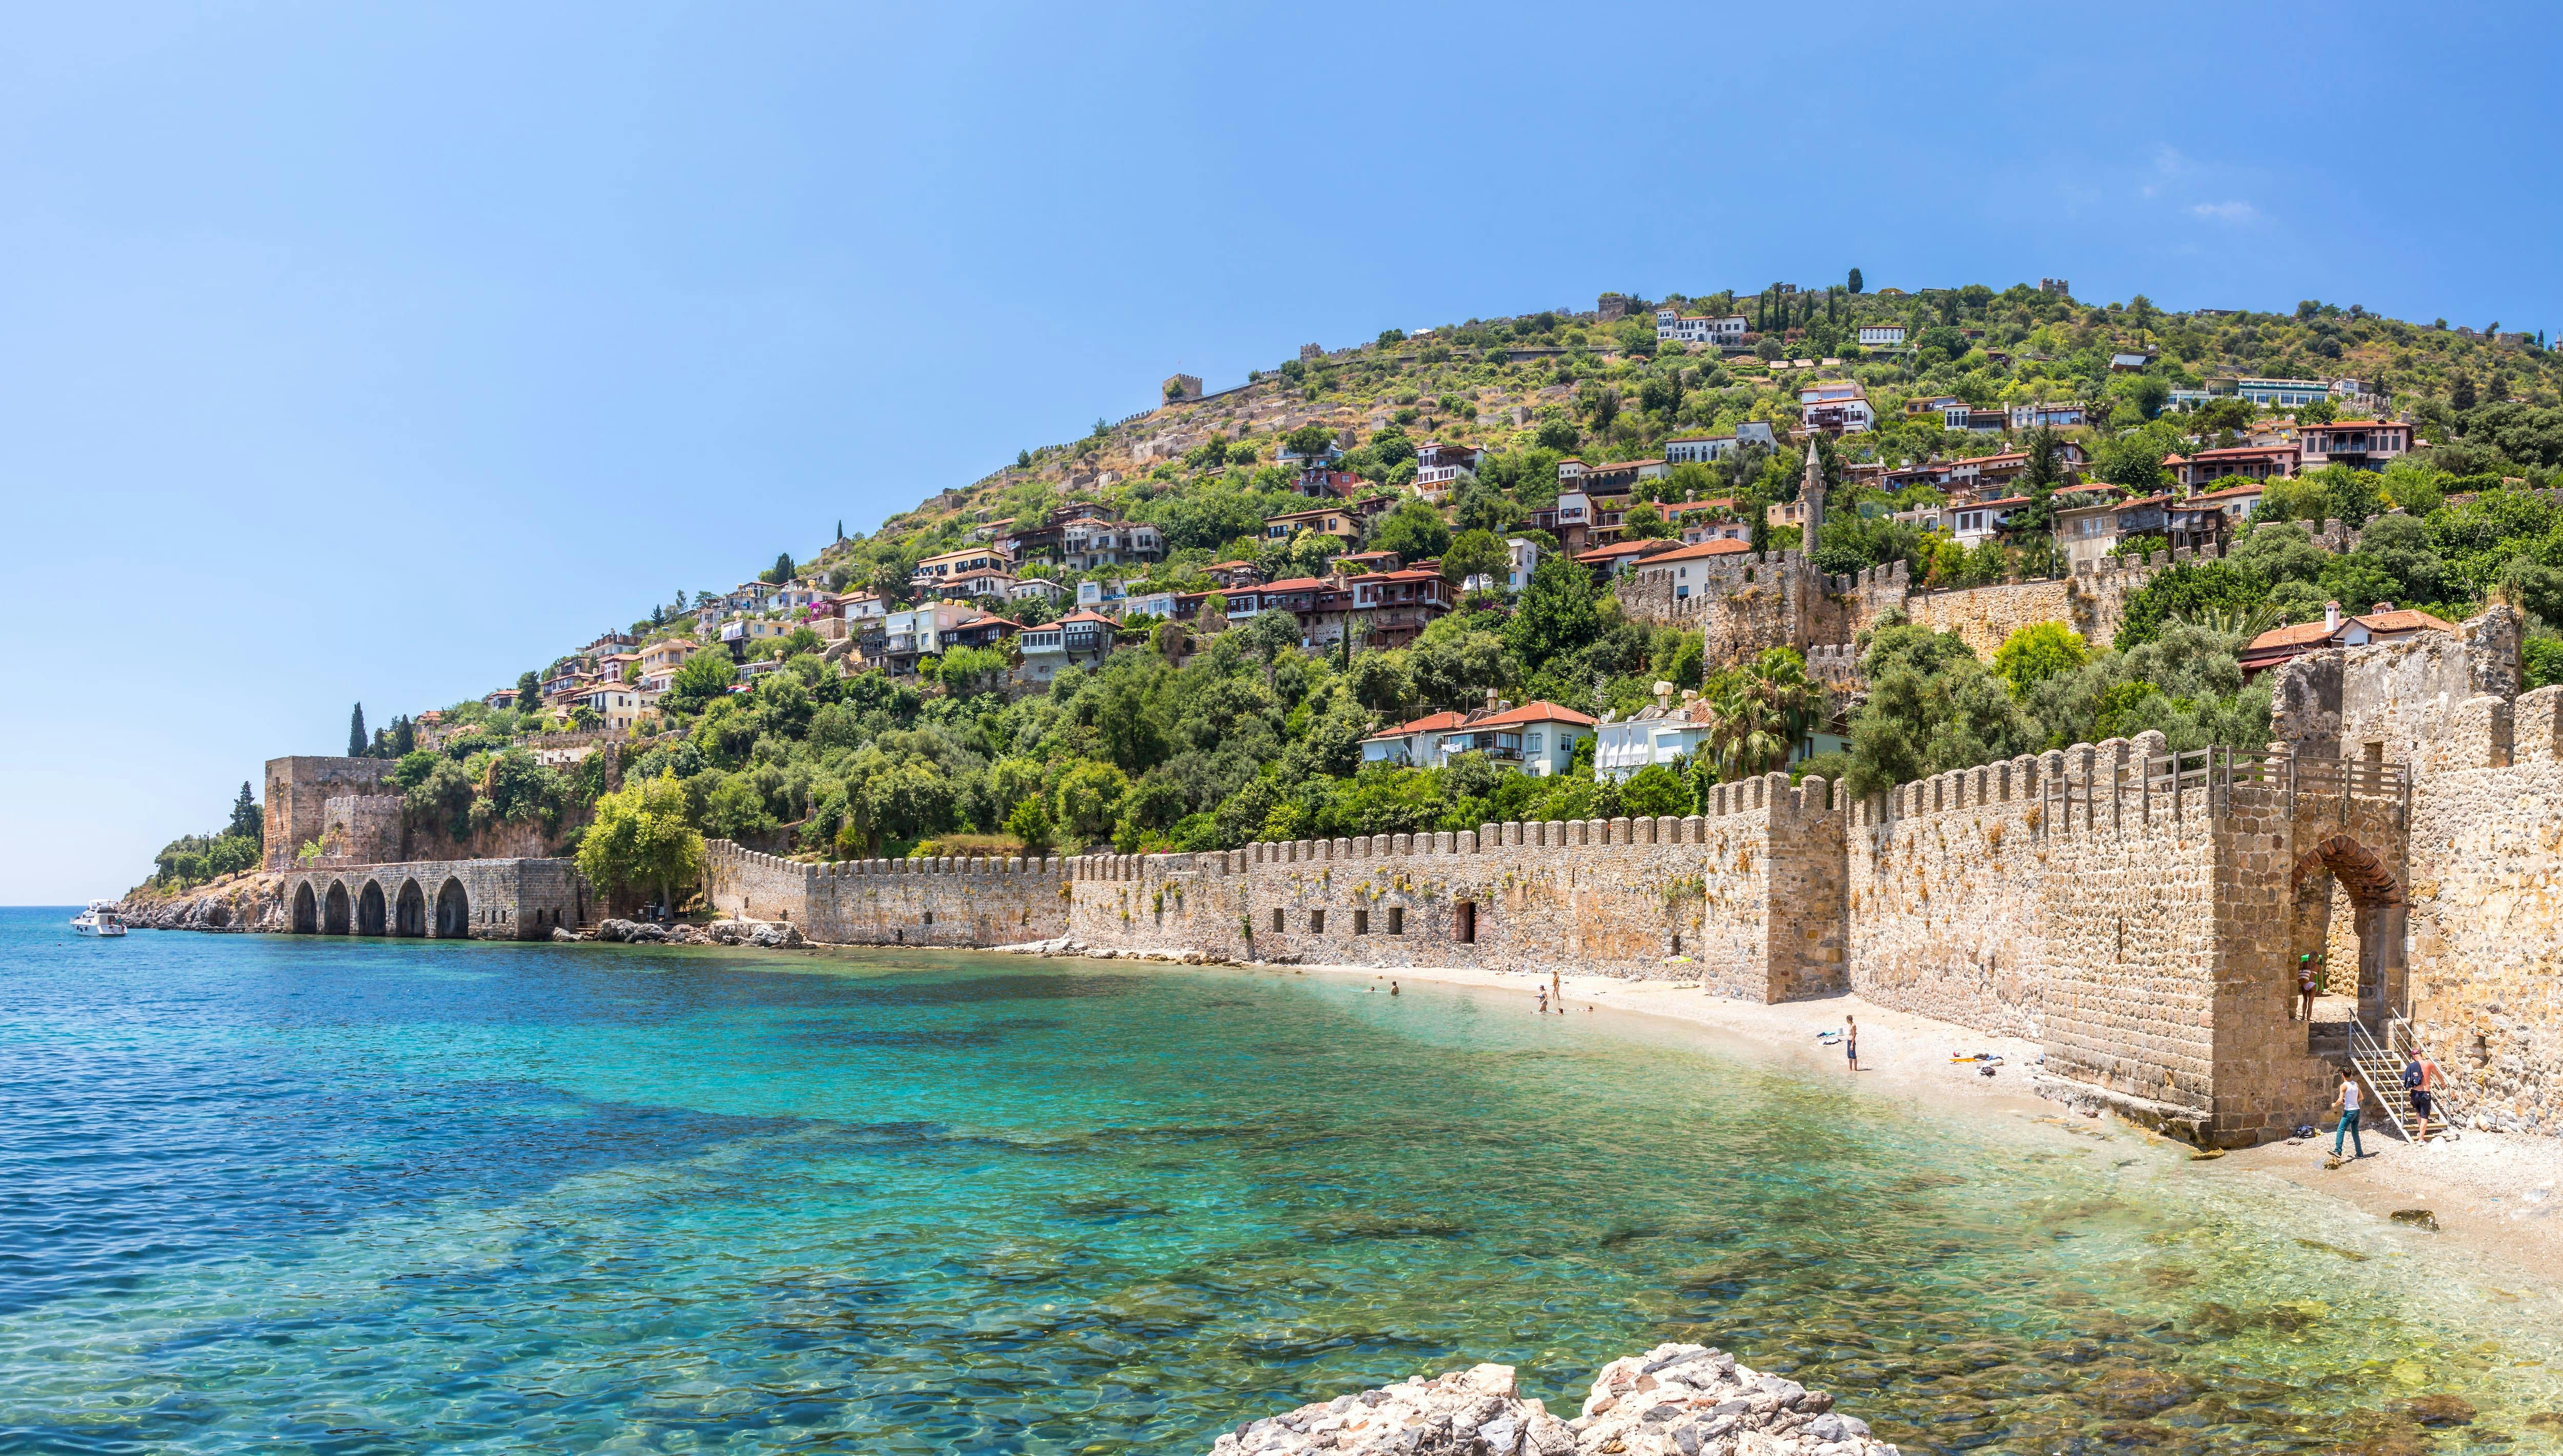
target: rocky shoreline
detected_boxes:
[1211,1344,1893,1456]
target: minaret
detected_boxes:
[1801,439,1824,556]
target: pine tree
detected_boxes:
[1847,267,1863,295]
[229,782,261,843]
[348,703,366,757]
[2452,375,2477,411]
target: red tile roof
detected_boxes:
[1362,709,1471,742]
[1472,700,1598,729]
[1639,539,1754,563]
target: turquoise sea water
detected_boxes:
[2,906,2558,1454]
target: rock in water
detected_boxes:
[1207,1363,1576,1455]
[1205,1346,1897,1455]
[2390,1209,2441,1231]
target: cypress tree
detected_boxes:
[1848,266,1864,295]
[230,782,261,842]
[348,703,366,757]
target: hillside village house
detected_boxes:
[1504,537,1539,590]
[1573,540,1678,578]
[2235,377,2331,408]
[2170,445,2296,490]
[2055,493,2173,567]
[1653,309,1748,346]
[1663,433,1752,465]
[910,547,1013,599]
[1202,560,1265,589]
[2239,601,2459,675]
[2298,419,2414,471]
[941,612,1020,651]
[1018,609,1118,684]
[1626,537,1752,600]
[1061,519,1163,570]
[999,505,1112,565]
[1857,323,1907,348]
[1301,568,1456,651]
[1263,503,1367,545]
[1798,382,1874,434]
[1361,696,1595,775]
[2009,402,2086,429]
[570,682,646,732]
[1006,577,1070,608]
[1412,442,1482,499]
[718,617,792,659]
[880,601,981,672]
[1668,501,1751,546]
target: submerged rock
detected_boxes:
[1210,1363,1574,1455]
[1208,1345,1896,1456]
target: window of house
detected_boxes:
[1269,908,1284,933]
[1386,907,1403,935]
[1352,909,1370,935]
[1309,909,1325,934]
[1529,733,1543,751]
[1454,900,1476,943]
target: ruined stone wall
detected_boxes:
[1152,777,1845,996]
[2272,607,2523,765]
[263,756,394,871]
[1900,557,2160,659]
[319,794,403,867]
[704,780,1852,999]
[2405,686,2563,1135]
[1846,756,2051,1039]
[703,842,1071,947]
[1614,550,1822,667]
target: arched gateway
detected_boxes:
[2290,832,2408,1027]
[434,877,470,939]
[395,878,426,937]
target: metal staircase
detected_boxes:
[2346,1016,2465,1143]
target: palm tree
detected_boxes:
[1706,649,1826,781]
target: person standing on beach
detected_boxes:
[1844,1015,1859,1072]
[1536,985,1549,1015]
[1552,969,1562,1013]
[2330,1072,2365,1160]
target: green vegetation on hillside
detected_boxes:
[148,277,2563,889]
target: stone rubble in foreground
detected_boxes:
[1209,1345,1893,1456]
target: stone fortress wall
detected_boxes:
[704,772,1849,998]
[1614,542,2193,658]
[243,605,2563,1141]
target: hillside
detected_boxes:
[141,276,2563,899]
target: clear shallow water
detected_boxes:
[2,907,2559,1454]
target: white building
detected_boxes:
[2234,378,2331,408]
[1504,537,1539,590]
[1857,324,1907,348]
[1663,434,1752,465]
[1654,309,1749,347]
[1596,689,1713,781]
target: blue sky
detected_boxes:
[5,2,2557,901]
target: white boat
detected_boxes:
[71,900,128,937]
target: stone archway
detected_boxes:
[2290,833,2407,1027]
[357,881,387,937]
[323,880,352,935]
[292,881,318,934]
[394,878,426,937]
[434,877,470,939]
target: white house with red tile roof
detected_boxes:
[2239,601,2458,676]
[1626,538,1753,598]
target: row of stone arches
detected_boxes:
[292,876,470,939]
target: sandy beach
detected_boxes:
[1262,954,2563,1284]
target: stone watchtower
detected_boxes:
[1801,440,1824,556]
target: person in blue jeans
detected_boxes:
[2330,1072,2366,1159]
